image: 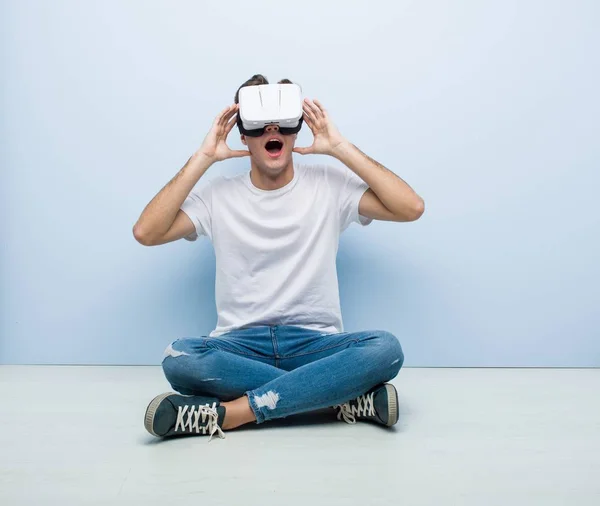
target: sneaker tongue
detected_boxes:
[216,405,227,426]
[168,396,223,435]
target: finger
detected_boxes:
[217,105,234,122]
[302,105,318,125]
[219,105,238,126]
[212,107,230,128]
[302,112,318,134]
[293,146,313,155]
[303,104,321,125]
[313,99,328,117]
[225,114,238,134]
[302,115,315,133]
[220,105,238,126]
[226,104,240,120]
[304,98,323,119]
[229,149,251,158]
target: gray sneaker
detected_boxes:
[144,392,226,441]
[332,383,399,427]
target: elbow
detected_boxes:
[406,198,425,222]
[133,223,156,246]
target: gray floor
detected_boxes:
[0,366,598,505]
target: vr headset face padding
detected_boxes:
[236,116,303,137]
[236,83,304,137]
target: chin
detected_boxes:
[256,154,293,174]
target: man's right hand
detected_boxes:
[196,104,250,162]
[133,105,249,247]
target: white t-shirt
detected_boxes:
[181,163,372,337]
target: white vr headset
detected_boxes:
[237,83,304,137]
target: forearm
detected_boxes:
[331,141,424,219]
[133,152,213,242]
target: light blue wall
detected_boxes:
[1,0,598,366]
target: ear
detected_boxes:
[240,134,247,146]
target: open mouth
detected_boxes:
[264,138,283,158]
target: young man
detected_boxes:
[134,75,424,440]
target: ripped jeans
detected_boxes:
[162,325,404,424]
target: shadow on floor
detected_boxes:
[234,407,340,432]
[141,407,401,445]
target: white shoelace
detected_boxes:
[174,402,226,441]
[333,392,376,424]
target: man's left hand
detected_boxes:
[293,98,348,156]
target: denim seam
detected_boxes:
[204,341,266,359]
[270,327,280,368]
[278,339,360,359]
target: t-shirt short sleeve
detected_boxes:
[180,179,215,241]
[325,164,373,232]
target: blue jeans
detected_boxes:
[162,325,404,424]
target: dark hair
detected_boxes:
[234,74,295,104]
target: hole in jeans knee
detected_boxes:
[163,342,190,360]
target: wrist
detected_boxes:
[328,138,352,159]
[191,150,217,167]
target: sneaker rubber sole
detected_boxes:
[144,391,176,437]
[384,383,399,427]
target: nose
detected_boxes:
[265,124,280,133]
